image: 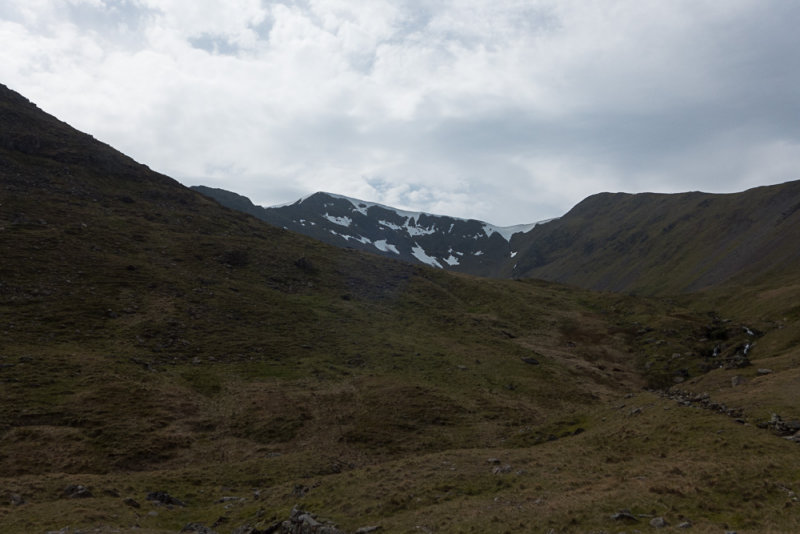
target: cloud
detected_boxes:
[2,0,800,224]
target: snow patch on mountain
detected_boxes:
[380,219,437,237]
[411,243,442,268]
[443,255,460,266]
[350,202,369,215]
[327,229,371,244]
[406,224,436,236]
[379,220,402,231]
[483,222,540,241]
[269,195,311,208]
[347,235,371,244]
[374,240,399,254]
[318,192,544,243]
[271,192,556,245]
[323,213,352,227]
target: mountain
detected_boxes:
[192,186,543,277]
[4,83,800,533]
[194,182,800,298]
[506,183,800,294]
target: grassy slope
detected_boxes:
[2,84,800,533]
[508,184,800,294]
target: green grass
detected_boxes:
[3,83,800,532]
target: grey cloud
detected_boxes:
[3,0,800,226]
[188,34,241,56]
[66,1,158,41]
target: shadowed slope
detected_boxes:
[3,84,800,533]
[507,183,800,294]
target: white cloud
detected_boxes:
[2,0,800,225]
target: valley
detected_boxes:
[2,83,800,533]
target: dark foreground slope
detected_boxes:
[2,84,800,533]
[507,184,800,294]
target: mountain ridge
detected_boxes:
[506,181,800,293]
[192,185,551,276]
[194,180,800,294]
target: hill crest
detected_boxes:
[192,186,548,276]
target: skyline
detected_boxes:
[3,1,800,225]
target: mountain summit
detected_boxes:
[196,180,800,294]
[192,186,548,276]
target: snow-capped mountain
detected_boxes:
[192,187,548,276]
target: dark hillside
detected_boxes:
[507,182,800,294]
[0,83,647,529]
[3,84,800,533]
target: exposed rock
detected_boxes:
[521,356,539,365]
[217,496,245,503]
[731,375,743,387]
[766,414,800,437]
[354,527,382,534]
[123,497,141,508]
[181,523,219,534]
[492,464,513,474]
[757,368,773,375]
[724,352,750,369]
[146,490,187,507]
[611,509,639,522]
[649,516,668,528]
[63,484,93,499]
[662,390,744,419]
[487,458,501,464]
[279,506,344,534]
[231,525,281,534]
[678,520,693,528]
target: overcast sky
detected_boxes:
[3,1,800,225]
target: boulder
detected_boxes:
[650,516,669,528]
[492,464,513,475]
[279,506,345,534]
[146,490,187,507]
[63,484,92,499]
[181,524,219,534]
[611,509,638,522]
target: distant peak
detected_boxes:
[271,191,549,240]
